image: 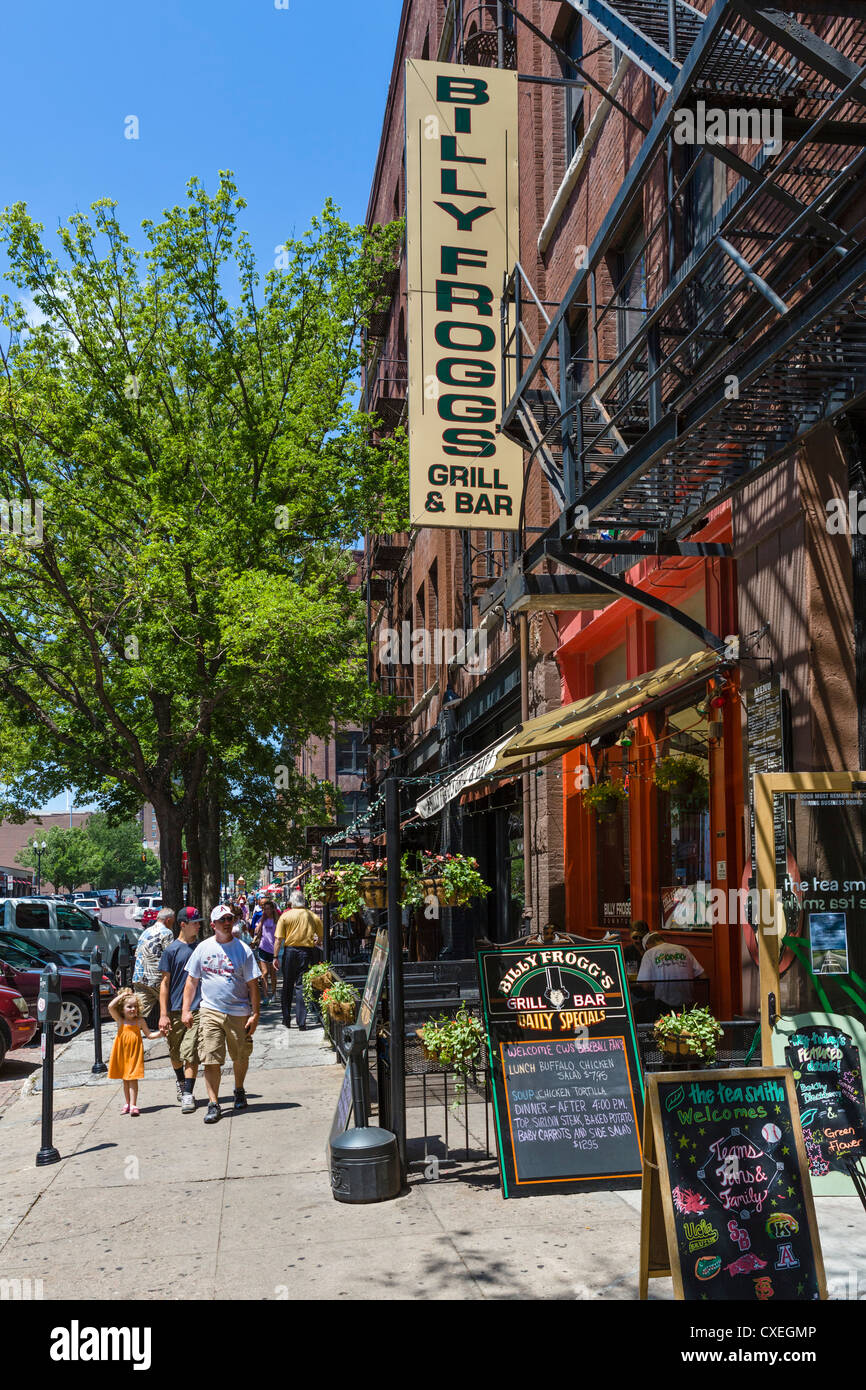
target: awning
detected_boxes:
[414,647,721,819]
[415,736,513,820]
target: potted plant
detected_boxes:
[322,977,360,1025]
[302,961,334,997]
[417,1004,487,1106]
[305,870,338,905]
[654,1006,723,1064]
[329,862,368,920]
[360,858,387,908]
[419,852,491,907]
[581,777,628,819]
[653,754,709,811]
[400,853,426,911]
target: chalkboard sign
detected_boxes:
[772,1011,866,1194]
[640,1069,826,1301]
[477,943,644,1197]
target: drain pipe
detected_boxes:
[538,56,631,257]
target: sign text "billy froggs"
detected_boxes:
[406,61,523,530]
[673,101,782,154]
[379,623,487,673]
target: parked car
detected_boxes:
[0,898,140,974]
[72,895,101,917]
[120,890,137,904]
[97,889,119,906]
[0,935,113,1039]
[140,907,159,928]
[130,895,163,922]
[0,982,38,1065]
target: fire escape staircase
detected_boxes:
[488,0,866,651]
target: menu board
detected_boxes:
[772,1011,866,1194]
[640,1069,826,1301]
[477,943,644,1197]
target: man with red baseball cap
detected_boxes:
[158,906,203,1113]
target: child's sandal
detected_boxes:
[130,1106,140,1116]
[121,1104,130,1115]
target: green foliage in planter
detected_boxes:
[654,1005,723,1062]
[653,754,709,810]
[305,870,337,903]
[400,853,426,910]
[301,961,334,1011]
[322,977,359,1007]
[581,778,628,819]
[420,1004,486,1106]
[420,852,491,907]
[330,862,368,920]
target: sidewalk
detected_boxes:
[0,1012,864,1300]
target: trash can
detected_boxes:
[329,1125,401,1204]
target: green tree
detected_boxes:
[0,176,406,923]
[84,812,161,892]
[17,825,96,894]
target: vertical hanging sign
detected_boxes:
[406,59,522,530]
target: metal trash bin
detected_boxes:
[329,1126,401,1204]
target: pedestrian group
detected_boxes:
[107,890,324,1121]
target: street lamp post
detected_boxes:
[34,840,47,895]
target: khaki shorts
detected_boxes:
[134,983,161,1018]
[198,1008,254,1067]
[166,1010,201,1069]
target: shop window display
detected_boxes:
[657,704,712,932]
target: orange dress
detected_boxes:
[108,1022,145,1080]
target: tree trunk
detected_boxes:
[199,794,221,929]
[154,798,185,914]
[186,804,203,916]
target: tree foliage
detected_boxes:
[0,174,406,905]
[16,814,160,893]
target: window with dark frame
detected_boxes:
[561,17,585,162]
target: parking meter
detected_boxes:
[37,963,61,1025]
[90,947,107,1075]
[342,1024,370,1128]
[36,966,61,1167]
[118,933,133,987]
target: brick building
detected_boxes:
[364,1,866,1021]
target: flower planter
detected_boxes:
[659,1034,702,1060]
[360,877,386,909]
[415,1028,439,1064]
[310,971,334,994]
[327,999,356,1024]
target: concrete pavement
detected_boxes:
[0,1008,864,1300]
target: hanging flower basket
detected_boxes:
[322,979,360,1025]
[581,778,628,819]
[419,854,491,908]
[654,1006,723,1064]
[653,755,709,811]
[310,970,334,994]
[327,998,356,1024]
[360,877,387,908]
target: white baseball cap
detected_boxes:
[211,904,234,924]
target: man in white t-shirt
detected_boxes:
[637,932,706,1011]
[182,903,260,1125]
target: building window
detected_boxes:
[595,748,631,932]
[561,18,585,161]
[337,790,370,828]
[335,731,368,774]
[657,701,712,932]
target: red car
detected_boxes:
[0,982,38,1065]
[140,907,159,928]
[0,937,114,1040]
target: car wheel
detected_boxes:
[56,996,91,1040]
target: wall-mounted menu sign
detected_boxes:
[477,943,644,1197]
[772,1012,866,1195]
[640,1069,826,1301]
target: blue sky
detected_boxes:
[2,0,403,811]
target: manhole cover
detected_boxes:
[32,1104,89,1124]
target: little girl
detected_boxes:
[107,989,159,1115]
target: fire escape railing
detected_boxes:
[500,0,866,581]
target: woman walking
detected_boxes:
[255,898,279,1002]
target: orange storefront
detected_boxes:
[555,515,747,1021]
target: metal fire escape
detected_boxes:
[489,0,866,638]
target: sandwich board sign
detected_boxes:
[639,1068,826,1300]
[477,942,643,1197]
[772,1012,866,1195]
